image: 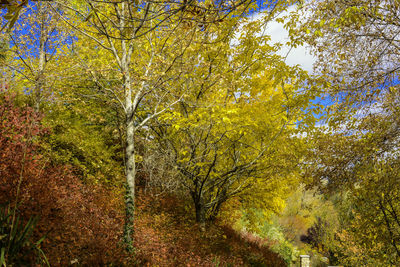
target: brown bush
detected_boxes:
[0,94,129,265]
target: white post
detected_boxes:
[300,255,310,267]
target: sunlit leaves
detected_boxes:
[154,12,313,227]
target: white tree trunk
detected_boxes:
[124,111,136,249]
[35,3,47,112]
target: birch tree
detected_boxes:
[46,0,259,249]
[1,1,68,111]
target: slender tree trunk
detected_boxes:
[35,4,47,112]
[209,201,223,222]
[122,54,136,249]
[195,198,206,231]
[118,1,136,251]
[124,114,136,251]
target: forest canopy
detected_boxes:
[0,0,399,266]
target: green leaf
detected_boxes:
[0,247,5,267]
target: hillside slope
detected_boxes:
[134,190,286,266]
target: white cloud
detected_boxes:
[252,5,316,73]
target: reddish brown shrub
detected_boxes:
[0,93,130,265]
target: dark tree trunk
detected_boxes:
[193,195,206,231]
